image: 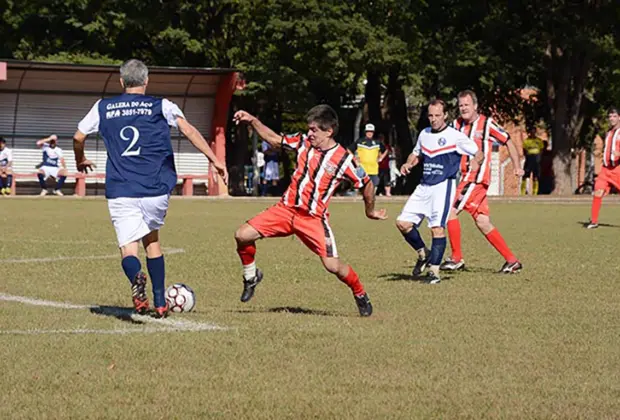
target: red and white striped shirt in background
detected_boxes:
[280,133,370,218]
[453,115,510,186]
[602,127,620,168]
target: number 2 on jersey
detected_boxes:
[120,126,141,157]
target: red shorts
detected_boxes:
[453,182,489,218]
[247,203,338,257]
[594,166,620,194]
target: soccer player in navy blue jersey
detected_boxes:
[73,59,228,318]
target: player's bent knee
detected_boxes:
[594,189,605,197]
[395,219,412,233]
[234,223,259,244]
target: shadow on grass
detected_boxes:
[577,221,620,229]
[378,272,465,282]
[231,306,345,317]
[89,305,145,325]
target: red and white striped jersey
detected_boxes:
[280,133,370,217]
[602,127,620,168]
[453,115,510,185]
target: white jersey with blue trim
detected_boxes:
[41,144,64,168]
[413,125,478,186]
[0,147,12,167]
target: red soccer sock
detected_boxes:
[338,265,365,296]
[485,228,517,263]
[237,243,257,279]
[447,218,463,261]
[591,196,602,224]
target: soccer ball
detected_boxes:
[165,283,196,313]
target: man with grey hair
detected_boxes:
[73,59,228,318]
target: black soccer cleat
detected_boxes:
[500,261,523,274]
[131,272,150,315]
[423,271,441,285]
[412,248,431,278]
[240,269,263,303]
[440,258,466,271]
[354,293,373,317]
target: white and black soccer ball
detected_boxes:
[165,283,196,313]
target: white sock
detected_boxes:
[417,248,426,258]
[429,265,440,276]
[243,262,257,280]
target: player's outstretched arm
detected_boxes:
[176,118,229,185]
[361,181,388,220]
[233,111,283,149]
[400,152,419,175]
[506,139,525,177]
[72,130,95,173]
[36,134,57,148]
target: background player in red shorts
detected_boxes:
[233,105,387,317]
[441,90,524,273]
[587,107,620,229]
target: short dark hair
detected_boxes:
[306,105,339,137]
[608,107,619,115]
[428,99,447,113]
[457,89,478,106]
[0,136,5,143]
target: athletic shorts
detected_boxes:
[263,161,280,181]
[594,166,620,194]
[523,155,541,178]
[107,194,170,247]
[397,179,456,228]
[453,182,489,219]
[41,166,61,179]
[247,203,338,257]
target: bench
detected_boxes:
[9,173,213,196]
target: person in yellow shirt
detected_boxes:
[348,123,385,187]
[521,130,545,195]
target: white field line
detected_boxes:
[0,292,226,334]
[0,247,185,264]
[1,238,100,244]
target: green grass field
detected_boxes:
[1,197,619,419]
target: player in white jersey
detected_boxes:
[396,99,480,284]
[0,137,14,196]
[36,135,68,196]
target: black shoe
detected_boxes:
[500,261,522,274]
[240,269,263,303]
[412,248,431,277]
[354,293,373,317]
[423,271,441,284]
[440,258,465,271]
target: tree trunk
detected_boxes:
[545,43,592,195]
[364,69,382,131]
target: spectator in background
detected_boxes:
[377,134,394,196]
[36,134,68,196]
[260,140,280,196]
[521,128,545,195]
[0,137,14,196]
[539,140,554,194]
[348,123,385,188]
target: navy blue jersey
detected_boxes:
[78,93,185,199]
[413,126,478,186]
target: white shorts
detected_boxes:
[397,179,456,228]
[41,166,61,179]
[264,161,279,181]
[107,194,170,247]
